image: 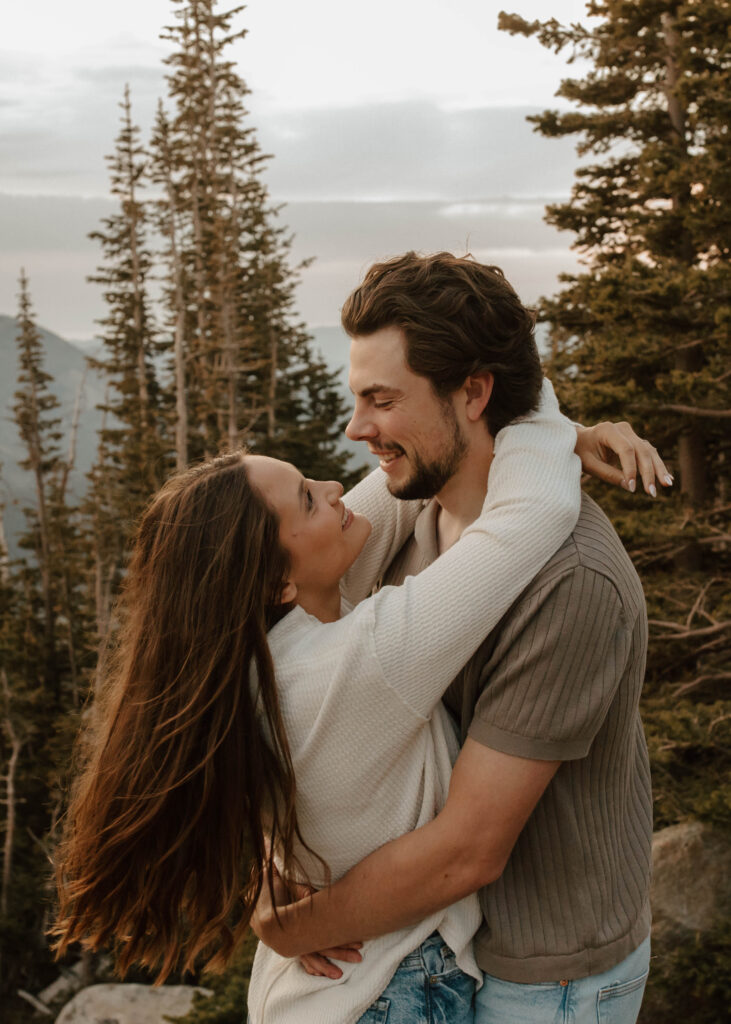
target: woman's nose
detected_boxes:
[327,481,344,503]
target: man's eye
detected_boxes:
[373,401,393,409]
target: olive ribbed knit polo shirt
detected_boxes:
[382,491,653,983]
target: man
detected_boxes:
[255,252,668,1022]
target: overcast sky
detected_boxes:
[1,0,594,337]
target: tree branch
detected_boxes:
[630,403,731,420]
[648,620,730,640]
[673,672,731,698]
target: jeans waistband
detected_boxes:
[399,931,454,974]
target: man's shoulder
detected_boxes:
[525,491,643,614]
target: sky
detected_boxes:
[0,0,595,338]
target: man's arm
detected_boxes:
[253,738,559,960]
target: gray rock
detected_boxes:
[55,983,213,1024]
[651,820,731,941]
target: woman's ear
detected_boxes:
[279,579,297,605]
[464,372,494,422]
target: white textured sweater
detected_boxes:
[247,380,581,1024]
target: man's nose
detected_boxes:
[345,406,377,440]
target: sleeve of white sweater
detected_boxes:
[324,378,582,719]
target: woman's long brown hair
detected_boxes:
[52,451,310,981]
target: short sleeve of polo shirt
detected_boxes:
[468,564,629,761]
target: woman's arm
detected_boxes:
[339,413,671,608]
[332,378,581,719]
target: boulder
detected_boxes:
[55,983,213,1024]
[651,820,731,942]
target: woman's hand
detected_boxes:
[575,421,672,496]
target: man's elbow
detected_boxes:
[453,846,507,896]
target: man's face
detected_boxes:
[346,326,467,500]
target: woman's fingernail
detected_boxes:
[664,474,673,486]
[629,478,636,493]
[649,484,657,498]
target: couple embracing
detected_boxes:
[55,253,665,1024]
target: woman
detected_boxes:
[54,381,585,1023]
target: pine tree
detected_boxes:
[499,5,730,1014]
[155,0,355,477]
[498,0,730,699]
[150,102,191,470]
[2,279,88,1010]
[88,85,167,487]
[86,86,169,634]
[12,271,64,695]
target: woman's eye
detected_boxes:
[306,488,314,509]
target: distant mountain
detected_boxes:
[0,314,107,553]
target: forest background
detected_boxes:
[0,2,729,1022]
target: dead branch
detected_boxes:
[17,989,53,1016]
[673,672,731,698]
[630,403,731,420]
[672,338,704,352]
[685,578,720,629]
[709,712,731,731]
[648,620,730,641]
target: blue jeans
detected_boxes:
[356,931,475,1023]
[475,935,650,1024]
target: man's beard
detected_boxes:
[387,403,468,501]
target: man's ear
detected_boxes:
[463,372,494,422]
[279,579,297,605]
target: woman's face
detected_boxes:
[245,455,371,602]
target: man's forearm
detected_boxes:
[256,740,559,958]
[258,807,497,958]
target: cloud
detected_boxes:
[0,94,579,202]
[0,194,113,251]
[254,102,579,201]
[73,64,165,87]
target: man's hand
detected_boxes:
[250,864,363,979]
[299,941,364,980]
[575,420,672,496]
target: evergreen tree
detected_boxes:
[2,279,88,1014]
[155,0,355,478]
[86,86,168,635]
[498,5,730,1016]
[12,271,64,695]
[150,102,191,471]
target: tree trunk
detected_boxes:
[267,324,278,440]
[156,106,189,470]
[662,11,707,569]
[1,670,23,919]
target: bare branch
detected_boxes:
[17,990,53,1016]
[630,403,731,420]
[685,578,719,629]
[673,672,731,698]
[648,620,730,641]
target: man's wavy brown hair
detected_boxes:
[341,251,543,436]
[52,451,313,982]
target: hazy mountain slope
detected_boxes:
[0,314,106,552]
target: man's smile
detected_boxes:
[369,445,405,471]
